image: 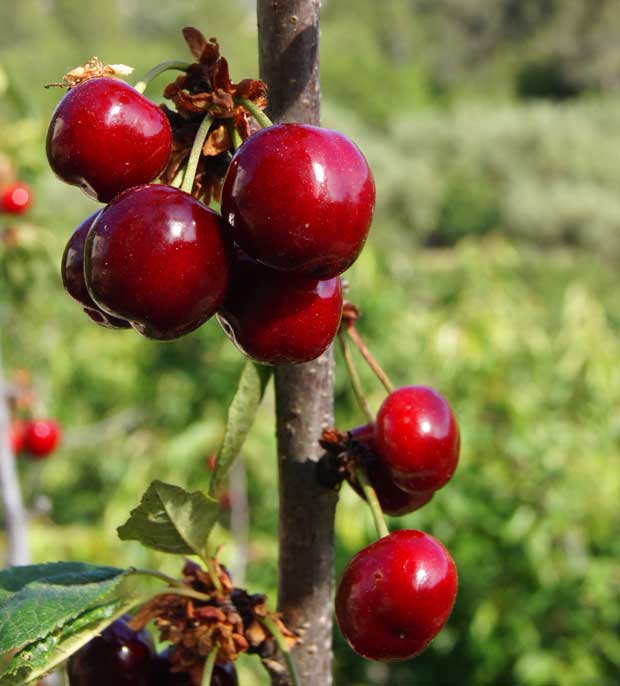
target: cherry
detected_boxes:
[22,419,61,458]
[61,212,131,329]
[335,529,458,661]
[375,386,460,494]
[84,185,231,340]
[46,77,172,202]
[67,616,153,686]
[217,252,343,365]
[150,652,238,686]
[221,123,375,278]
[348,424,434,516]
[1,182,32,214]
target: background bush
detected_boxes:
[1,1,620,685]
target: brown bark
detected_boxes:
[257,2,337,685]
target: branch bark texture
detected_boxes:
[257,2,337,685]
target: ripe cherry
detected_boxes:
[1,182,32,214]
[221,124,375,278]
[150,651,238,686]
[84,185,231,340]
[217,252,343,365]
[348,424,434,516]
[375,386,460,494]
[22,419,61,458]
[61,212,131,329]
[46,77,172,202]
[67,617,153,686]
[335,529,458,661]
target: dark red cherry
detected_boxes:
[335,529,458,661]
[150,651,238,686]
[1,182,32,214]
[217,252,342,365]
[22,419,61,458]
[221,124,375,278]
[67,616,153,686]
[348,424,434,516]
[46,77,172,202]
[61,212,131,329]
[84,185,231,340]
[375,386,460,494]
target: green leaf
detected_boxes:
[0,563,130,655]
[0,591,138,685]
[117,480,219,556]
[209,360,271,496]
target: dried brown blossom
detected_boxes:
[130,558,298,676]
[158,27,268,202]
[45,57,133,89]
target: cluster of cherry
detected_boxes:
[48,74,374,365]
[332,384,460,661]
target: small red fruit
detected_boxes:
[335,529,458,661]
[61,212,131,329]
[84,185,231,340]
[22,419,61,458]
[348,424,434,516]
[46,77,172,202]
[1,182,32,214]
[217,252,343,365]
[67,616,153,686]
[375,386,460,494]
[221,124,375,278]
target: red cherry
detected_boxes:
[375,386,460,494]
[68,616,154,686]
[335,529,458,661]
[61,212,131,329]
[8,421,26,454]
[1,182,32,214]
[348,424,434,516]
[22,419,61,458]
[221,124,375,278]
[46,77,172,202]
[217,252,342,365]
[84,185,231,340]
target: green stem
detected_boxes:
[229,123,244,151]
[201,646,219,686]
[261,616,301,686]
[346,326,394,394]
[338,332,374,424]
[354,465,389,539]
[203,554,224,594]
[130,568,188,589]
[180,114,214,194]
[235,97,273,129]
[170,164,186,188]
[134,60,190,94]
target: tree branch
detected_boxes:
[257,2,337,685]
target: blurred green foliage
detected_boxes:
[1,1,620,685]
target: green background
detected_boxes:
[1,1,620,684]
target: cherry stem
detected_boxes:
[134,60,191,94]
[235,97,273,129]
[170,164,186,188]
[131,568,189,589]
[229,123,244,151]
[181,113,214,194]
[345,325,395,393]
[354,464,390,539]
[260,615,301,686]
[201,646,219,686]
[203,553,224,594]
[338,331,374,424]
